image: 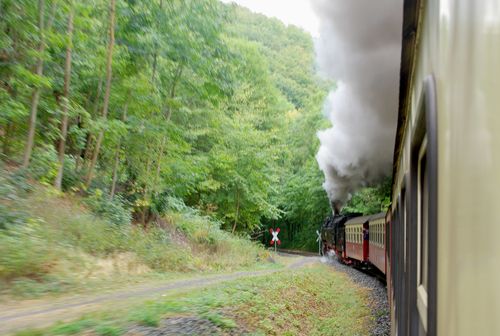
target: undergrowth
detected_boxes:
[0,168,268,298]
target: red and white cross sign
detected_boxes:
[269,228,281,246]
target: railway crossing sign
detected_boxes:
[316,230,322,256]
[269,228,280,252]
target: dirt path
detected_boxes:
[0,255,318,334]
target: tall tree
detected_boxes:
[22,0,46,168]
[54,0,75,189]
[110,95,129,198]
[85,0,115,187]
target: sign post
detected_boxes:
[316,230,322,256]
[270,228,280,252]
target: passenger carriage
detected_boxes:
[345,215,370,264]
[368,212,386,274]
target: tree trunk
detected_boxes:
[164,63,183,120]
[170,64,183,100]
[54,2,75,190]
[22,0,46,168]
[76,77,103,172]
[85,0,115,187]
[154,136,166,188]
[141,155,152,225]
[110,99,129,198]
[232,188,240,234]
[150,0,163,85]
[110,146,120,198]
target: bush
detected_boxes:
[151,194,190,217]
[61,155,81,191]
[29,145,58,184]
[62,214,129,256]
[0,168,31,229]
[0,220,57,279]
[84,189,132,226]
[168,211,265,270]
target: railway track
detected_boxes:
[270,248,320,257]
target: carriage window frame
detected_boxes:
[410,75,438,335]
[416,136,429,331]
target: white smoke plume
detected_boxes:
[312,0,404,204]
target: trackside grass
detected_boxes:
[19,264,371,336]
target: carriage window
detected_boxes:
[378,224,380,245]
[379,223,382,245]
[419,145,429,290]
[377,223,380,245]
[382,224,385,247]
[380,223,382,246]
[416,135,429,333]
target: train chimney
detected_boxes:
[332,200,342,216]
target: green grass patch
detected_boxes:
[94,324,122,336]
[27,264,370,336]
[202,312,237,329]
[51,319,97,335]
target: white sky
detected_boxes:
[219,0,320,37]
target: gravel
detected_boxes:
[323,255,391,336]
[125,316,247,336]
[126,316,221,335]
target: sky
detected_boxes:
[219,0,320,37]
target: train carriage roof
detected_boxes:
[345,215,371,226]
[345,212,386,226]
[369,212,386,221]
[391,0,424,198]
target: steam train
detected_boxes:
[321,211,387,274]
[323,0,500,335]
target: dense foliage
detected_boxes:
[341,177,392,215]
[1,0,333,248]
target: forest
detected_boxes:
[1,0,388,251]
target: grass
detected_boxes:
[0,171,271,300]
[24,264,371,336]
